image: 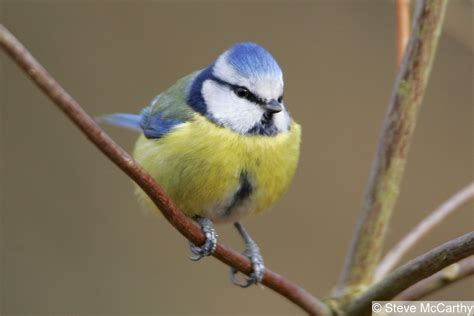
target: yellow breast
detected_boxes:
[133,114,301,223]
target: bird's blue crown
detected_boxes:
[225,42,282,79]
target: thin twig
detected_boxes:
[346,232,474,316]
[395,256,474,300]
[396,0,411,66]
[375,182,474,280]
[0,24,330,316]
[335,0,448,297]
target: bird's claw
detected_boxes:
[188,217,217,261]
[230,244,265,288]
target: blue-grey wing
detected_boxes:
[99,72,197,139]
[139,98,186,138]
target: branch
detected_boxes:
[335,0,448,296]
[375,182,474,280]
[396,0,411,66]
[395,255,474,300]
[346,232,474,316]
[0,24,330,316]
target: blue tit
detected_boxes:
[100,42,301,287]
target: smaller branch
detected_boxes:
[0,24,330,316]
[346,231,474,316]
[336,0,448,296]
[396,0,412,66]
[395,256,474,300]
[375,182,474,280]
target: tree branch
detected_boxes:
[396,0,411,67]
[395,255,474,300]
[0,24,330,316]
[346,232,474,316]
[335,0,448,296]
[375,182,474,280]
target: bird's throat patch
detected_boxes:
[248,114,278,136]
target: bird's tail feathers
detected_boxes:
[97,113,142,132]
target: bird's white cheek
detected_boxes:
[202,80,263,134]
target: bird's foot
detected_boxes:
[230,244,265,288]
[189,217,217,261]
[230,222,265,288]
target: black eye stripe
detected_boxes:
[210,75,266,106]
[237,87,265,105]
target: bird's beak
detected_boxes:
[264,99,283,114]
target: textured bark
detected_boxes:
[336,0,448,297]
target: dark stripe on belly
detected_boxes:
[223,171,253,218]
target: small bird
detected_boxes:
[100,42,301,287]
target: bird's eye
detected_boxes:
[277,95,284,103]
[235,87,250,98]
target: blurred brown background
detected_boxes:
[1,1,473,315]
